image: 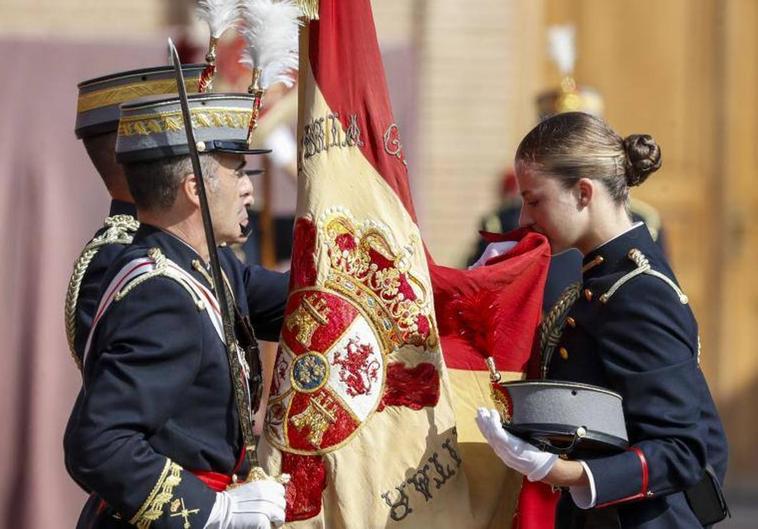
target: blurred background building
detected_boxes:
[0,0,755,527]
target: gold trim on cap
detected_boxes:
[118,107,252,137]
[77,78,199,114]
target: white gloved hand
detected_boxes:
[469,241,518,269]
[204,479,286,529]
[475,408,558,482]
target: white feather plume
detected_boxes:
[547,24,576,76]
[197,0,240,39]
[239,0,302,89]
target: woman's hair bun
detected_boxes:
[623,134,662,187]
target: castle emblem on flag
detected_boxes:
[286,294,330,348]
[266,288,386,455]
[290,393,338,447]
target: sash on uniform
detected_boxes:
[82,254,225,368]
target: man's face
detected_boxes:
[516,163,587,254]
[233,172,255,244]
[207,153,247,245]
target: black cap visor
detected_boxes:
[117,140,271,164]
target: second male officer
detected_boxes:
[65,92,289,529]
[66,64,205,369]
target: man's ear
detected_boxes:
[576,178,594,209]
[181,173,201,208]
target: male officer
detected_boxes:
[64,92,289,529]
[68,65,270,373]
[66,64,205,370]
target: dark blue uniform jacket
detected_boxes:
[64,225,289,529]
[547,224,727,529]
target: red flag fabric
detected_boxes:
[257,1,555,527]
[431,229,558,529]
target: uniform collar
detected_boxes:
[131,224,216,290]
[108,199,137,218]
[582,222,652,279]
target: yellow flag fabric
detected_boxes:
[258,1,552,527]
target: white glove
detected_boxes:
[475,408,558,482]
[204,479,286,529]
[469,241,518,269]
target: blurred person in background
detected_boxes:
[245,82,299,269]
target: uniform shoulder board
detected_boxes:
[599,249,689,305]
[113,247,207,311]
[64,214,139,369]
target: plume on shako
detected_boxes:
[239,0,302,144]
[547,24,576,78]
[547,24,582,112]
[196,0,240,92]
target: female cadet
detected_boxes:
[475,112,728,528]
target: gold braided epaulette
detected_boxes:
[113,248,208,312]
[64,214,139,371]
[599,249,689,305]
[539,282,582,378]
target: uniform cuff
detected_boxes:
[129,461,217,529]
[586,447,649,507]
[569,460,597,509]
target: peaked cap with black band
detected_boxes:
[115,93,271,163]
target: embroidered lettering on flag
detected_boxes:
[257,1,553,528]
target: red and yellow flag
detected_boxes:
[258,1,555,527]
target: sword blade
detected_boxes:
[166,38,231,328]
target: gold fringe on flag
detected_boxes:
[296,0,319,20]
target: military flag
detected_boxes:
[258,1,554,527]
